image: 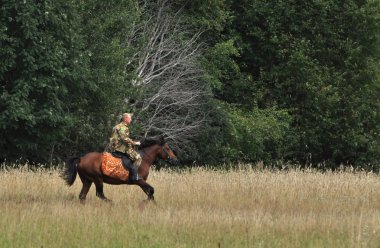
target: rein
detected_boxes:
[140,144,171,162]
[162,145,170,160]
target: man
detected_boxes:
[109,113,142,182]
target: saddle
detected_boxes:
[101,152,129,181]
[111,152,134,171]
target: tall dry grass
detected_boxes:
[0,165,380,247]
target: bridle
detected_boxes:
[161,144,175,163]
[139,143,176,163]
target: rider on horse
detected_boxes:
[109,113,142,183]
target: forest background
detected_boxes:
[1,0,380,168]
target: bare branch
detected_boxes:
[124,0,209,153]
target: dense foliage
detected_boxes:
[0,0,88,162]
[224,0,380,167]
[1,0,380,167]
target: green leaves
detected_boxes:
[0,0,91,163]
[224,103,292,162]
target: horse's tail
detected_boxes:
[60,157,80,186]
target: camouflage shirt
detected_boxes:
[109,122,134,154]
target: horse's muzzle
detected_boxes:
[168,157,179,165]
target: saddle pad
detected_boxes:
[101,152,129,181]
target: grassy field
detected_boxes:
[1,165,380,248]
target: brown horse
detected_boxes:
[60,137,178,203]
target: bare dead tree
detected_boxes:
[125,0,209,153]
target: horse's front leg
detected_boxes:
[135,180,155,201]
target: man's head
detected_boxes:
[121,113,133,125]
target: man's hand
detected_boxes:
[134,141,141,146]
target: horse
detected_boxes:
[60,137,178,203]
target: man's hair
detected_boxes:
[120,113,133,122]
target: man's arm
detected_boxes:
[117,127,139,146]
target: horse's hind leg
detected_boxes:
[79,176,92,203]
[94,178,111,202]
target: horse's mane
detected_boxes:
[139,137,165,148]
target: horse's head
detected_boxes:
[156,136,178,164]
[159,142,178,165]
[140,137,178,164]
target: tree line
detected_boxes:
[1,0,380,168]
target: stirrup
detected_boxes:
[129,173,142,183]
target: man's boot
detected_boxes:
[128,157,142,183]
[120,155,139,183]
[128,164,141,183]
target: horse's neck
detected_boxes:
[141,145,160,165]
[139,145,160,180]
